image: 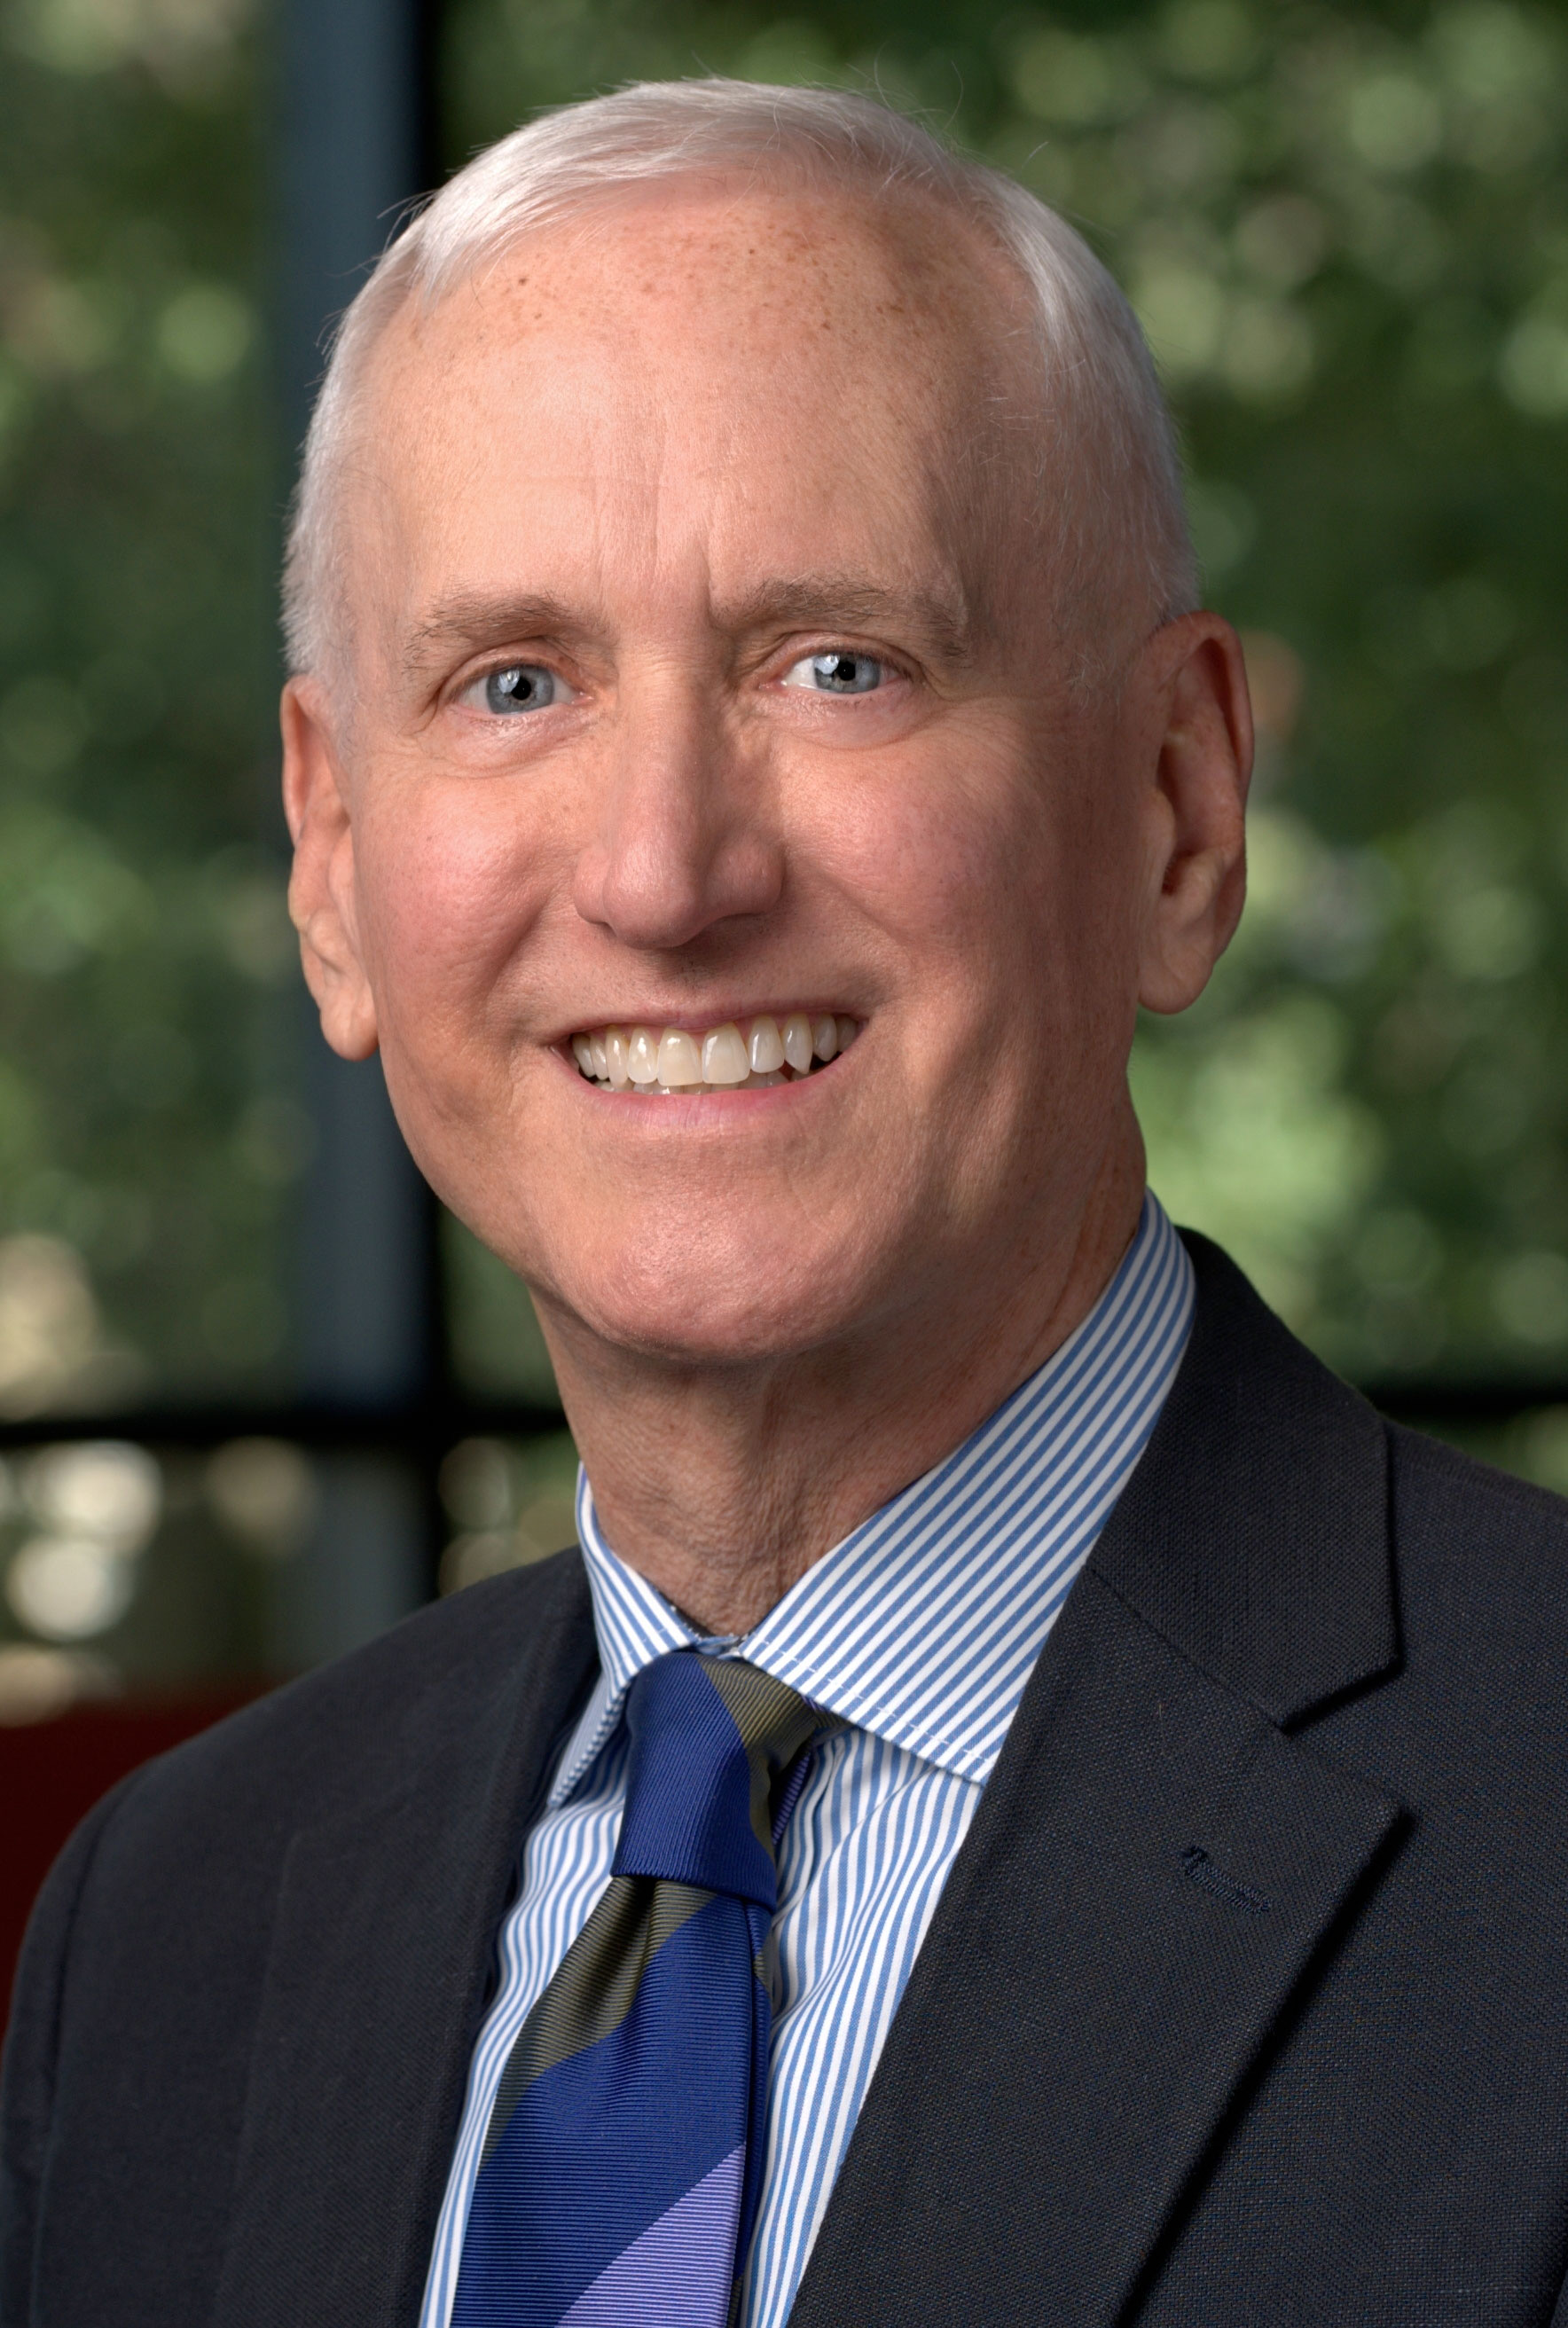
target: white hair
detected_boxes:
[281,78,1196,686]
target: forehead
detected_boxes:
[352,176,1036,642]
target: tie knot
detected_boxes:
[612,1651,822,1910]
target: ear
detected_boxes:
[1133,612,1254,1015]
[281,678,380,1061]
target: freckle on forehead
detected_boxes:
[355,175,1039,640]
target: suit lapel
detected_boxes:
[211,1556,598,2328]
[790,1237,1406,2328]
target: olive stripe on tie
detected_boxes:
[449,1650,834,2328]
[703,1658,824,1852]
[479,1878,714,2169]
[427,1195,1193,2328]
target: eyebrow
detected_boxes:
[402,593,592,684]
[712,576,980,665]
[401,574,980,683]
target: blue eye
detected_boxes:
[783,651,886,695]
[482,664,568,714]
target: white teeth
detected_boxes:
[571,1013,862,1093]
[657,1028,703,1086]
[781,1013,813,1073]
[702,1023,750,1085]
[748,1015,785,1074]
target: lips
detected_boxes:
[570,1012,860,1093]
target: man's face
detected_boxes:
[292,181,1176,1370]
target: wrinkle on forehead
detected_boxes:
[351,175,1054,678]
[680,181,1039,556]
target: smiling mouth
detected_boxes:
[570,1012,860,1094]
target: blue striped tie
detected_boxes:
[451,1650,825,2327]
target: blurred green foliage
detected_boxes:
[0,0,294,1412]
[4,0,1568,1427]
[443,0,1568,1386]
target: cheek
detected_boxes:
[352,772,561,1059]
[809,717,1135,1032]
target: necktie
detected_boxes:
[451,1650,825,2328]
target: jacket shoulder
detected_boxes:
[1180,1228,1568,1599]
[1,1555,596,2328]
[1388,1418,1568,1610]
[118,1542,595,1838]
[6,1545,597,2109]
[1148,1233,1568,1717]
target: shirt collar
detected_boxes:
[553,1193,1194,1803]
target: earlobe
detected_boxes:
[1134,614,1253,1017]
[280,678,380,1062]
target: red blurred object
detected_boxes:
[1,1692,266,2028]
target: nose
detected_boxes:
[571,671,784,952]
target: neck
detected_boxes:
[539,1116,1148,1636]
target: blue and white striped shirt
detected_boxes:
[419,1192,1194,2328]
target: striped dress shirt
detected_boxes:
[419,1191,1195,2328]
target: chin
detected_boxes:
[529,1205,897,1369]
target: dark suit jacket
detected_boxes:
[7,1235,1568,2326]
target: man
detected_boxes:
[6,75,1568,2328]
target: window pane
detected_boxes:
[0,1429,432,1713]
[0,1434,305,1705]
[443,1211,562,1406]
[0,0,294,1414]
[436,1427,579,1595]
[438,0,1568,1390]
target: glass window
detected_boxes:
[7,0,1568,1736]
[0,0,437,1726]
[0,0,294,1414]
[438,0,1568,1412]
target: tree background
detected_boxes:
[4,0,1568,1425]
[442,0,1568,1404]
[0,0,286,1420]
